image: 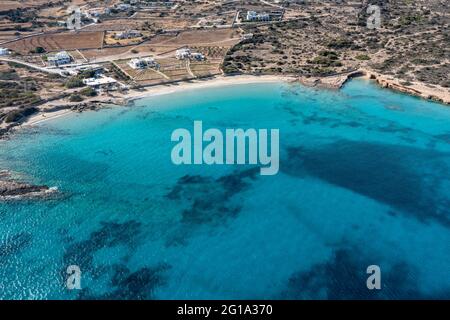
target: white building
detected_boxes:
[191,52,205,61]
[86,7,107,17]
[175,48,205,61]
[114,30,142,40]
[246,11,270,21]
[0,48,10,56]
[47,51,72,66]
[176,48,191,60]
[128,57,158,69]
[72,65,104,76]
[83,76,117,89]
[116,3,131,11]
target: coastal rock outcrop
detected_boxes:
[0,170,58,200]
[365,71,450,105]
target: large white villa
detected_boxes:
[83,76,118,89]
[128,57,158,69]
[246,11,270,21]
[0,47,10,56]
[47,51,72,66]
[176,48,191,60]
[176,48,205,61]
[114,30,142,40]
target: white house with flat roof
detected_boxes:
[83,76,117,89]
[191,52,205,61]
[47,51,72,66]
[0,48,10,56]
[176,48,205,61]
[128,57,158,69]
[114,30,142,40]
[116,3,131,11]
[246,11,270,21]
[176,48,191,60]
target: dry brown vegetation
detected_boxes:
[223,0,449,90]
[6,31,105,54]
[0,60,65,126]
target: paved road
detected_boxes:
[0,57,64,75]
[260,0,284,9]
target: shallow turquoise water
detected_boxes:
[0,79,449,299]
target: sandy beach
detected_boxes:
[16,71,450,131]
[21,74,297,127]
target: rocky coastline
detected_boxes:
[366,72,450,106]
[297,70,450,106]
[0,170,58,201]
[0,99,120,139]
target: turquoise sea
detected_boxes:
[0,79,449,299]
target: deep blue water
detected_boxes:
[0,79,449,299]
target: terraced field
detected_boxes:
[190,59,223,78]
[6,31,105,54]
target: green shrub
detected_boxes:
[65,77,85,89]
[80,87,97,97]
[29,46,46,54]
[4,106,38,123]
[355,54,370,61]
[327,38,353,49]
[69,94,84,102]
[0,69,19,80]
[78,70,96,79]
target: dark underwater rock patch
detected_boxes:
[434,133,450,144]
[281,248,449,300]
[164,168,260,246]
[39,152,110,184]
[77,263,170,300]
[0,232,32,259]
[167,167,259,226]
[63,220,142,271]
[283,140,450,227]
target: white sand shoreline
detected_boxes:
[21,75,296,127]
[126,74,297,101]
[14,72,450,131]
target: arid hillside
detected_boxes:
[224,0,449,89]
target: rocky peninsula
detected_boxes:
[0,170,57,201]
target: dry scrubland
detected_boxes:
[0,60,65,130]
[224,0,449,90]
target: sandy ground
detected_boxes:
[19,71,450,130]
[22,74,297,127]
[24,109,75,126]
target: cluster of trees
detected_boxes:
[30,46,46,54]
[311,51,342,68]
[3,9,35,23]
[65,70,97,89]
[69,87,97,103]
